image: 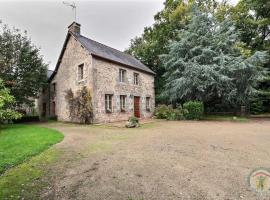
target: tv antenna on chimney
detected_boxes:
[63,1,77,22]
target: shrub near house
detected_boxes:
[155,104,187,120]
[155,101,204,120]
[183,101,204,120]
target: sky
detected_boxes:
[0,0,238,70]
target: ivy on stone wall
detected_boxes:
[65,87,93,124]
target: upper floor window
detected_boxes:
[105,94,113,113]
[78,64,84,81]
[146,97,150,111]
[120,95,126,112]
[119,69,126,83]
[134,73,139,85]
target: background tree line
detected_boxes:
[126,0,270,114]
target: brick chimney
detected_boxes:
[68,22,81,35]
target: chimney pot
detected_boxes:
[68,22,81,35]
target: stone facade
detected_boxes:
[92,57,155,123]
[38,23,155,123]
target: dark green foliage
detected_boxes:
[161,7,268,108]
[166,106,186,120]
[227,0,270,113]
[0,79,21,123]
[0,22,48,107]
[154,105,171,119]
[183,101,204,120]
[126,0,194,103]
[125,116,140,128]
[128,116,139,124]
[13,115,39,123]
[154,104,186,120]
[127,0,270,113]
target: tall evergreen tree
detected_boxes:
[217,0,270,113]
[126,0,227,103]
[126,0,194,102]
[161,8,268,110]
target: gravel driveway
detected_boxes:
[41,120,270,200]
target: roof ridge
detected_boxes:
[79,35,139,61]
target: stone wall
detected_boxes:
[38,35,93,122]
[92,57,155,123]
[38,34,155,123]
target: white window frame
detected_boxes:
[146,97,150,111]
[119,69,126,83]
[105,94,113,113]
[120,95,126,112]
[134,73,139,85]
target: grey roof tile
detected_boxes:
[76,35,155,75]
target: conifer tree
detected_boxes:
[161,8,268,109]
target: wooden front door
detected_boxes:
[134,96,140,118]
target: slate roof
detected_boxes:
[75,35,155,75]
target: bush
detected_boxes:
[125,116,139,128]
[154,105,171,119]
[155,105,187,120]
[13,115,40,123]
[129,116,139,124]
[183,101,204,120]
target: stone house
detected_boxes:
[38,22,155,123]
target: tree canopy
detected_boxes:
[0,22,48,107]
[161,8,268,108]
[127,0,270,113]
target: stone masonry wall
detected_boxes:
[38,34,155,123]
[92,57,155,123]
[38,35,93,122]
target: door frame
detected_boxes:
[134,96,140,118]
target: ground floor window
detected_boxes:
[120,95,126,112]
[105,94,113,113]
[146,97,150,111]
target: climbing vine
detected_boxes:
[65,87,93,124]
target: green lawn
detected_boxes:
[0,124,64,175]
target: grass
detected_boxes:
[0,148,62,199]
[0,124,64,175]
[203,115,249,122]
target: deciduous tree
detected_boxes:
[0,79,21,123]
[0,22,48,107]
